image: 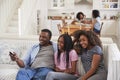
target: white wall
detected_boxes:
[19,0,37,35]
[101,20,117,36]
[48,1,93,18]
[48,0,119,36]
[73,4,93,18]
[19,0,48,35]
[0,0,119,36]
[0,0,21,34]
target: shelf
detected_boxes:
[100,8,120,11]
[100,0,119,10]
[48,0,65,10]
[101,19,117,22]
[102,0,118,2]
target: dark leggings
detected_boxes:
[93,28,100,34]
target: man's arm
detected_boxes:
[9,52,25,68]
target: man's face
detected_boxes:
[39,32,50,46]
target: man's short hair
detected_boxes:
[41,29,52,39]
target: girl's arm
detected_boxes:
[54,52,65,72]
[64,61,77,74]
[64,50,78,74]
[91,19,97,30]
[71,60,77,74]
[81,54,101,80]
[55,66,65,72]
[54,60,77,73]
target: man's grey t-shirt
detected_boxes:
[31,45,54,69]
[80,45,106,73]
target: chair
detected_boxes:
[57,24,62,34]
[99,22,104,36]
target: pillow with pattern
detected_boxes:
[0,42,21,64]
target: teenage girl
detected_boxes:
[46,34,79,80]
[77,31,107,80]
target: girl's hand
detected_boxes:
[55,67,60,72]
[77,76,87,80]
[55,67,65,72]
[64,69,70,73]
[64,69,73,74]
[81,76,87,80]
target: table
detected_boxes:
[61,24,92,34]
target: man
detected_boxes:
[9,29,57,80]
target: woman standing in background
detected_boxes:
[92,10,101,35]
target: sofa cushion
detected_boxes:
[0,40,37,64]
[0,69,18,80]
[0,42,21,64]
[0,64,19,69]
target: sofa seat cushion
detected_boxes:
[0,64,19,80]
[0,68,18,80]
[0,64,19,69]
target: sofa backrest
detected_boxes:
[107,43,120,80]
[0,39,38,64]
[100,37,113,44]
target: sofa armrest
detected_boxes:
[107,43,120,80]
[100,37,113,44]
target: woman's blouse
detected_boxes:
[94,17,101,31]
[80,45,106,73]
[54,49,78,75]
